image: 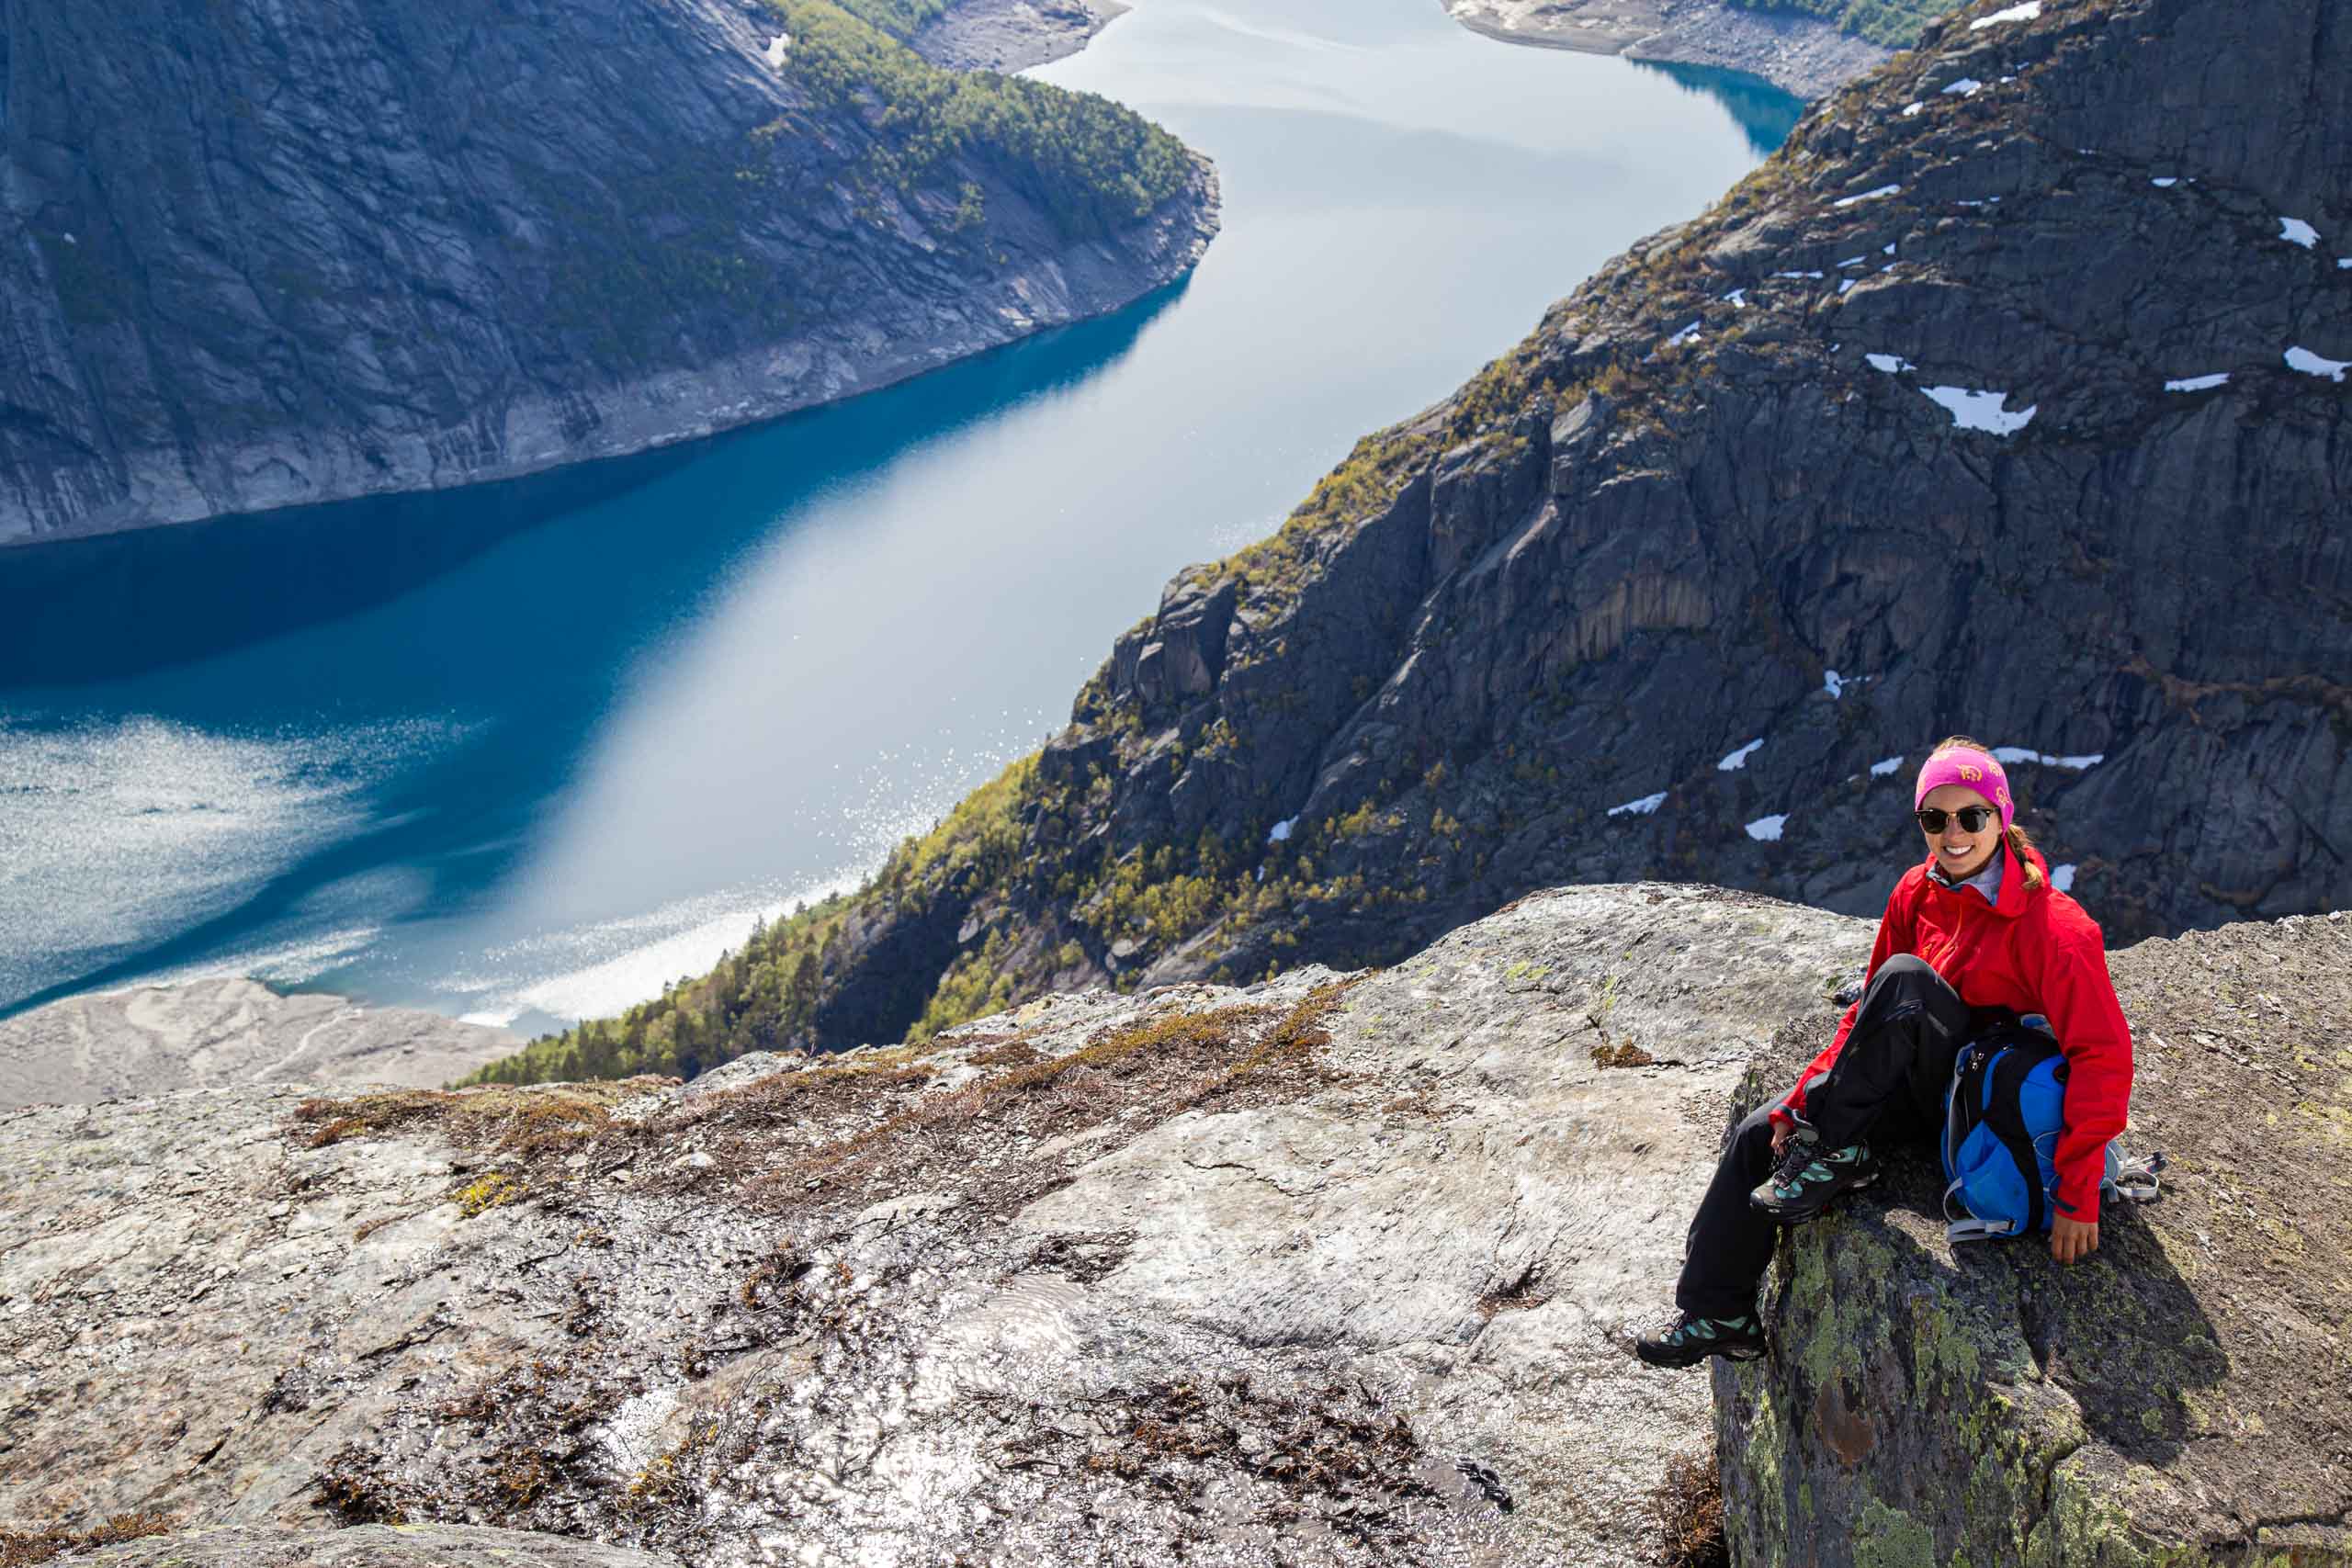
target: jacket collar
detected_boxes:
[1921,839,2034,920]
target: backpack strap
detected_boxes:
[1943,1176,2016,1244]
[1977,1041,2063,1235]
[2109,1148,2165,1204]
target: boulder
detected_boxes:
[1715,912,2352,1565]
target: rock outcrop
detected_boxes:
[909,0,1128,73]
[0,978,519,1110]
[571,0,2352,1078]
[0,0,1216,546]
[1440,0,1909,101]
[5,892,2345,1562]
[1717,909,2352,1564]
[0,885,1871,1566]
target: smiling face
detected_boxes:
[1920,783,2002,881]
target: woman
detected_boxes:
[1635,737,2134,1369]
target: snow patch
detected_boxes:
[1266,817,1296,843]
[1607,791,1668,818]
[2280,217,2321,249]
[1667,320,1702,348]
[1838,255,1868,268]
[764,31,792,65]
[1969,0,2041,28]
[2286,345,2351,382]
[1775,270,1826,279]
[1834,184,1902,209]
[1990,748,2105,769]
[1718,738,1765,772]
[1724,288,1748,307]
[2165,372,2230,392]
[1903,101,1925,117]
[2150,176,2177,188]
[1920,386,2037,434]
[1838,278,1858,295]
[2050,863,2078,893]
[1942,77,1984,96]
[1870,755,1905,777]
[1746,814,1789,842]
[1866,352,1915,374]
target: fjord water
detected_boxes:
[0,0,1795,1034]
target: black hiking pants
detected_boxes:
[1675,954,1978,1320]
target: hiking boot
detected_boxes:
[1634,1309,1768,1369]
[1748,1127,1879,1223]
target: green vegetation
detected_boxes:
[770,0,1193,240]
[466,756,1041,1085]
[1723,0,1962,47]
[510,0,1193,369]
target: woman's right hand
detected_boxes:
[1770,1120,1792,1156]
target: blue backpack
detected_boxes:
[1940,1017,2160,1244]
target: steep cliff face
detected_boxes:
[0,0,1215,545]
[532,0,2349,1078]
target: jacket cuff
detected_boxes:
[2052,1168,2103,1224]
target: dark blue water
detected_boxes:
[0,0,1796,1033]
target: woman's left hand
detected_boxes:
[2050,1215,2099,1263]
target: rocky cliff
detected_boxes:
[5,892,2344,1564]
[0,0,1216,546]
[495,0,2352,1085]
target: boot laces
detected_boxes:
[1770,1132,1820,1187]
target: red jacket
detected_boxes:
[1774,840,2134,1222]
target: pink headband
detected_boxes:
[1914,747,2014,831]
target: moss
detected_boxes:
[454,1171,526,1217]
[1854,1496,1939,1568]
[1908,1292,1984,1392]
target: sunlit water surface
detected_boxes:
[0,0,1795,1033]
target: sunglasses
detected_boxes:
[1915,806,1997,834]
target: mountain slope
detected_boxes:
[483,0,2351,1085]
[0,0,1216,545]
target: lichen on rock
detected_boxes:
[1714,913,2352,1566]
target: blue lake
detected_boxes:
[0,0,1796,1035]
